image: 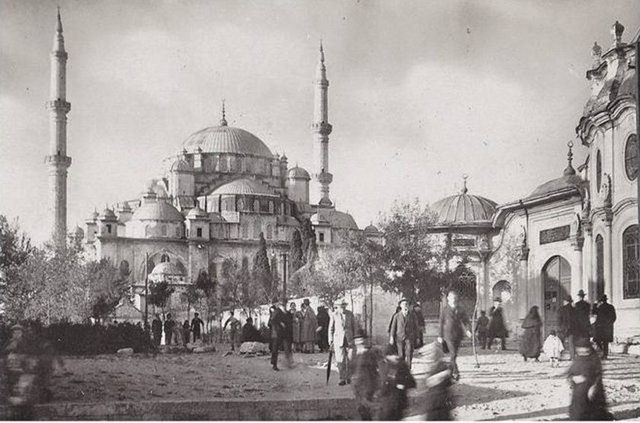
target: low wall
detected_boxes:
[8,397,357,420]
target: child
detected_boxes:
[423,342,454,420]
[566,337,612,420]
[374,344,416,420]
[543,330,564,367]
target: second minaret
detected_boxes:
[312,42,333,207]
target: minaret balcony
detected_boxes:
[46,99,71,113]
[45,154,72,168]
[311,122,332,135]
[316,171,333,184]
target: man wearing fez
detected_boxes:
[574,290,592,342]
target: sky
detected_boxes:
[1,0,639,245]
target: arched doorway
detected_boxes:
[542,256,571,336]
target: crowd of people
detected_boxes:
[149,312,204,347]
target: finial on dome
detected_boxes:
[591,41,603,66]
[56,6,63,32]
[220,99,227,126]
[563,140,576,176]
[319,39,325,63]
[611,21,624,47]
[461,174,468,194]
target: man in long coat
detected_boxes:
[268,304,286,371]
[330,300,357,385]
[574,290,592,341]
[151,314,163,346]
[438,290,471,381]
[389,299,418,369]
[558,297,575,358]
[592,295,616,360]
[487,299,508,350]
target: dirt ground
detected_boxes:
[46,343,640,420]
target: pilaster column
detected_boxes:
[604,211,613,301]
[518,246,530,319]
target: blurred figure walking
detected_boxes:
[374,344,416,420]
[520,306,542,362]
[423,342,453,420]
[566,338,612,420]
[438,290,471,381]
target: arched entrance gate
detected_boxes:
[542,256,571,337]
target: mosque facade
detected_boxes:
[429,22,638,340]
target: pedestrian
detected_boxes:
[182,320,190,346]
[279,302,294,368]
[241,317,262,342]
[151,314,163,346]
[389,299,418,369]
[190,312,204,342]
[290,302,303,352]
[592,295,616,360]
[519,306,542,362]
[413,302,425,349]
[301,299,318,353]
[574,290,591,342]
[438,290,471,381]
[487,298,508,351]
[268,304,286,371]
[173,317,182,346]
[317,306,330,352]
[423,341,454,421]
[350,329,382,420]
[374,344,416,420]
[543,330,564,368]
[475,310,489,349]
[329,299,357,386]
[223,311,240,351]
[387,306,401,337]
[566,337,613,420]
[558,296,575,358]
[163,313,175,345]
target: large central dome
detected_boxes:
[182,123,273,158]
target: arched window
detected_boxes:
[596,149,602,192]
[175,226,181,237]
[160,225,167,236]
[492,280,512,303]
[595,235,604,300]
[119,260,130,280]
[161,254,170,263]
[268,201,274,214]
[253,220,262,239]
[219,156,228,172]
[624,134,638,180]
[242,223,249,239]
[266,224,273,240]
[623,225,640,299]
[144,225,151,237]
[253,199,260,213]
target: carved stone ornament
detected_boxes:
[600,173,612,207]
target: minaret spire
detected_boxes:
[45,8,72,246]
[220,99,227,126]
[312,40,333,207]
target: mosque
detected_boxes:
[46,12,378,320]
[47,11,637,340]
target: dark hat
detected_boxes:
[565,296,573,303]
[303,298,310,305]
[600,295,608,302]
[577,289,586,297]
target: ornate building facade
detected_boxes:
[430,22,638,339]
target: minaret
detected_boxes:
[312,41,333,207]
[45,8,72,246]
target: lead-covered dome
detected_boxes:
[210,178,278,197]
[311,210,359,230]
[182,122,273,158]
[431,181,496,225]
[131,201,184,222]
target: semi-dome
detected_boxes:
[182,124,273,158]
[363,223,380,236]
[131,201,184,222]
[210,178,278,197]
[187,205,209,220]
[311,210,359,230]
[288,166,310,179]
[170,158,192,172]
[151,261,184,276]
[99,207,118,221]
[431,181,497,225]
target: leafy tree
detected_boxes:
[180,284,200,321]
[0,215,34,316]
[195,269,215,296]
[87,258,129,323]
[253,233,273,302]
[147,280,175,317]
[378,198,449,304]
[289,230,304,274]
[299,250,360,309]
